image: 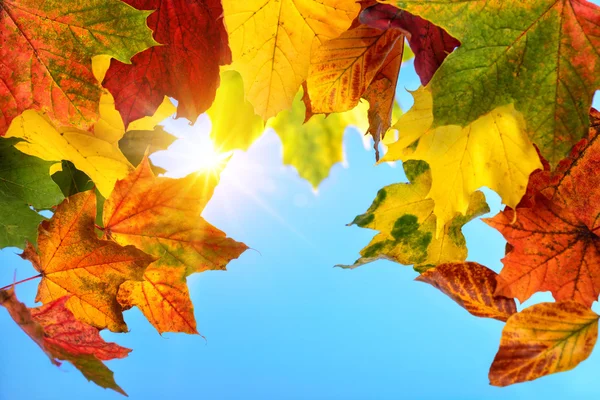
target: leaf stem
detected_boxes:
[0,274,42,291]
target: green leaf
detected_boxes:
[118,127,176,175]
[52,161,94,197]
[383,0,600,165]
[0,138,64,248]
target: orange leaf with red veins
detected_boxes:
[359,4,460,85]
[103,0,231,128]
[487,109,600,306]
[0,0,158,135]
[489,301,598,386]
[104,157,247,334]
[22,190,155,332]
[486,196,600,307]
[416,262,516,322]
[0,289,130,395]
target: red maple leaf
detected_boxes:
[103,0,232,128]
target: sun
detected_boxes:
[188,135,232,173]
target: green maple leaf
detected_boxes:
[0,138,64,249]
[381,0,600,165]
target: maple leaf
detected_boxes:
[222,0,360,119]
[487,196,600,307]
[489,301,599,386]
[207,70,265,153]
[416,262,516,322]
[0,0,157,135]
[5,56,176,197]
[486,110,600,307]
[103,157,247,334]
[119,127,176,175]
[383,86,542,235]
[339,160,489,271]
[22,190,155,332]
[0,137,63,248]
[268,88,369,188]
[380,0,600,165]
[0,289,130,395]
[306,18,405,114]
[103,0,231,127]
[51,161,94,198]
[359,4,460,85]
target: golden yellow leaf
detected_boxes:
[5,56,175,198]
[268,88,368,188]
[222,0,359,119]
[382,86,542,235]
[207,70,265,152]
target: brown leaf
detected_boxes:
[416,262,516,321]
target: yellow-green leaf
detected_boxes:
[340,160,489,271]
[269,89,368,188]
[208,70,264,152]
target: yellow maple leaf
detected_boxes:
[222,0,359,119]
[268,88,368,188]
[5,56,175,198]
[383,86,542,235]
[207,70,265,152]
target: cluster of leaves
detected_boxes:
[2,0,600,394]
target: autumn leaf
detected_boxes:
[0,0,157,135]
[103,0,231,127]
[416,262,516,322]
[339,160,489,271]
[222,0,359,119]
[306,18,404,114]
[487,195,600,307]
[359,4,460,85]
[207,70,265,153]
[489,301,599,386]
[380,0,600,165]
[6,110,133,198]
[22,190,155,332]
[269,88,369,188]
[51,161,94,198]
[0,137,63,248]
[103,157,247,334]
[0,289,130,395]
[119,127,176,175]
[383,86,542,235]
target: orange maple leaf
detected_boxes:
[103,157,247,334]
[22,190,155,332]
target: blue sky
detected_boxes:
[3,18,600,400]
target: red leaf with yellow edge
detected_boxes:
[0,289,130,395]
[104,157,247,334]
[0,0,157,135]
[486,196,600,307]
[22,190,155,332]
[489,301,599,386]
[103,0,231,128]
[416,262,516,322]
[359,4,459,85]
